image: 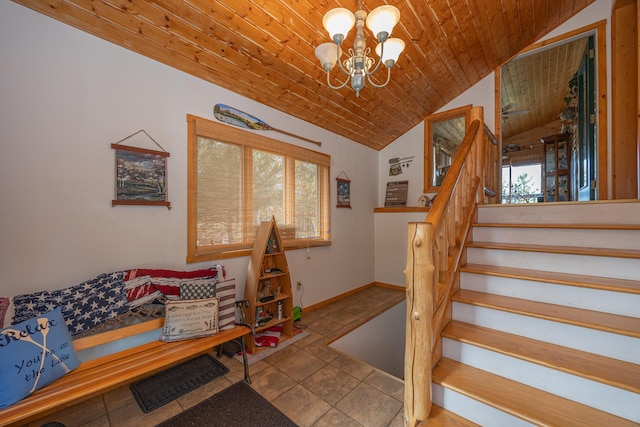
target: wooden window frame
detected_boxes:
[187,114,331,263]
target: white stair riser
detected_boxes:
[432,383,534,427]
[443,339,640,422]
[467,247,640,281]
[460,272,640,318]
[477,202,640,225]
[472,227,640,250]
[452,302,640,364]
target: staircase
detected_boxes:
[431,201,640,426]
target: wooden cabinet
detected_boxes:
[542,134,572,202]
[244,217,294,354]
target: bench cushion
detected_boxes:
[0,307,80,408]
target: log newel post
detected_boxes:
[404,222,434,426]
[404,108,486,426]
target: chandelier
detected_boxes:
[315,1,405,97]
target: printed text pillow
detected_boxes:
[0,308,80,408]
[160,298,219,342]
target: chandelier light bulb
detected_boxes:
[315,42,340,71]
[375,38,405,67]
[366,5,400,42]
[322,8,355,45]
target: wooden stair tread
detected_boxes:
[442,321,640,393]
[460,263,640,295]
[422,404,480,427]
[472,223,640,230]
[452,289,640,338]
[466,241,640,259]
[432,358,638,427]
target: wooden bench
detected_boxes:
[0,316,251,427]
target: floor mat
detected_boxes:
[156,381,297,427]
[130,354,229,412]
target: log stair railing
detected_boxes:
[404,106,495,426]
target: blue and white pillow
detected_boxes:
[179,278,217,300]
[13,272,129,335]
[0,307,81,408]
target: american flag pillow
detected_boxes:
[12,272,128,335]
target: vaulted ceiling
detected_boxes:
[13,0,596,150]
[501,35,589,141]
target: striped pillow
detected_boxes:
[215,278,236,331]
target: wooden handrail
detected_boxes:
[484,123,498,145]
[404,107,494,426]
[483,124,500,204]
[422,120,481,226]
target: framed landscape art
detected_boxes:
[336,176,351,209]
[112,144,171,208]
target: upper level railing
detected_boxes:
[404,106,497,426]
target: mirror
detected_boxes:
[423,105,471,193]
[498,22,606,203]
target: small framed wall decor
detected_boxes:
[336,172,351,209]
[384,180,409,207]
[111,130,171,209]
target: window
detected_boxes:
[187,115,331,263]
[502,163,543,204]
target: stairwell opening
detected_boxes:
[329,300,406,379]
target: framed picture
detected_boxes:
[112,144,170,208]
[336,177,351,209]
[384,180,409,207]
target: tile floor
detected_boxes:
[25,285,406,427]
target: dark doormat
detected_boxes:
[130,354,229,413]
[156,381,298,427]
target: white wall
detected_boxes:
[330,300,406,378]
[0,2,378,307]
[373,0,614,287]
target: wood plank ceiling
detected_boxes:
[12,0,596,150]
[501,37,589,142]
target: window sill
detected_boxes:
[373,207,430,213]
[187,240,331,263]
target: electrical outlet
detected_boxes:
[296,281,302,290]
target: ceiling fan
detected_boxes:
[501,103,529,120]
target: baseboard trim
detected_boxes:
[299,282,406,344]
[302,282,405,314]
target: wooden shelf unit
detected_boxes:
[244,217,294,354]
[542,133,572,202]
